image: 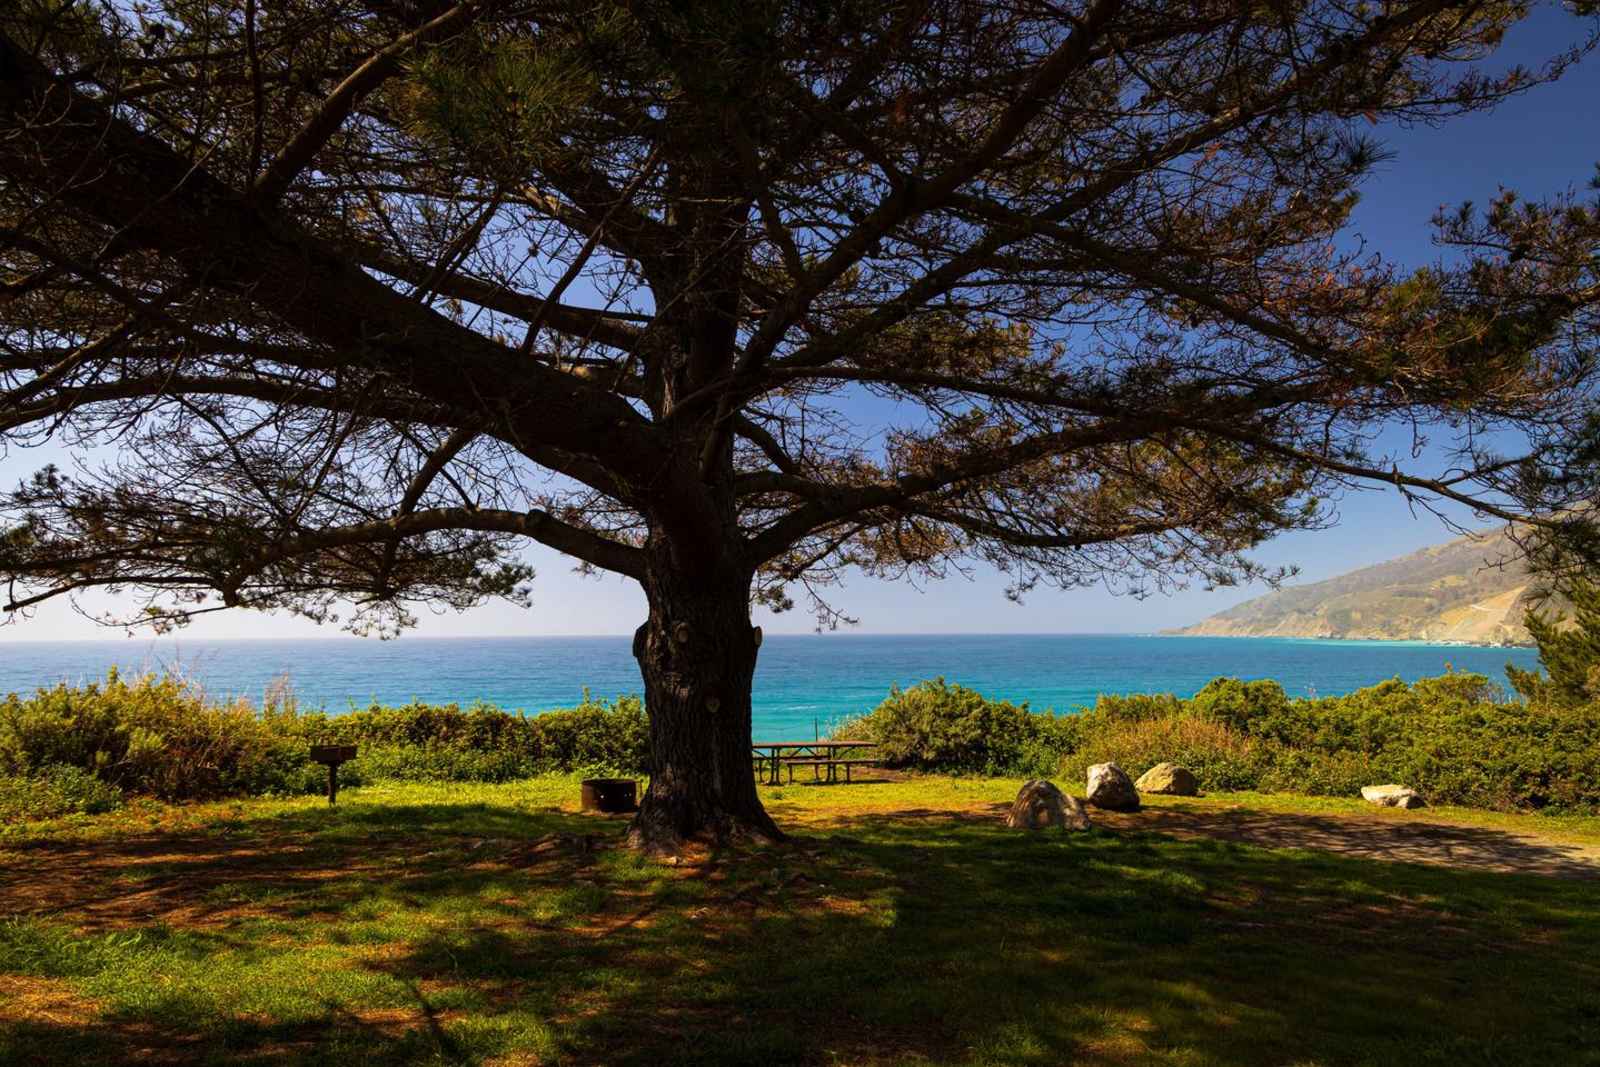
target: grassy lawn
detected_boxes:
[2,776,1598,1065]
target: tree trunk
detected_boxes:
[627,549,780,851]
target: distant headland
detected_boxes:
[1167,527,1549,647]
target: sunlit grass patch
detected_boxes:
[0,917,158,979]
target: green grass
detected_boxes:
[2,776,1598,1065]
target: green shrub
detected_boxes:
[1256,748,1384,798]
[530,692,650,774]
[0,764,124,820]
[0,670,290,800]
[1088,692,1185,723]
[1377,700,1600,812]
[310,692,649,777]
[837,678,1078,776]
[847,670,1600,813]
[338,743,522,783]
[1189,677,1293,735]
[1060,714,1272,793]
[0,672,650,804]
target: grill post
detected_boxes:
[309,745,358,805]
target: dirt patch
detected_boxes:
[0,973,460,1065]
[0,834,359,929]
[0,975,99,1027]
[0,822,653,938]
[0,976,207,1065]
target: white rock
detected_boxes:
[1086,763,1140,811]
[1361,784,1426,809]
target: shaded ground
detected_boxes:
[769,772,1600,879]
[2,777,1599,1065]
[1093,802,1600,879]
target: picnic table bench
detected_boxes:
[751,740,881,785]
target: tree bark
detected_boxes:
[626,544,780,851]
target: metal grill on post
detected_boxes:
[309,745,358,805]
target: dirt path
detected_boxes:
[1087,803,1600,879]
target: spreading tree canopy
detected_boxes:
[3,0,1600,846]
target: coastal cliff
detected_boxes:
[1169,528,1553,645]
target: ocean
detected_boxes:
[0,634,1542,742]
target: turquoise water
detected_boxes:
[0,634,1541,741]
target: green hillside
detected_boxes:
[1171,528,1549,645]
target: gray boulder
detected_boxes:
[1134,762,1199,796]
[1005,779,1091,831]
[1086,763,1140,811]
[1361,784,1426,810]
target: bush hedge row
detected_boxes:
[0,669,648,819]
[839,673,1600,813]
[5,662,1598,820]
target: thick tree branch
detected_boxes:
[0,29,665,489]
[746,418,1160,563]
[349,239,646,352]
[230,506,644,583]
[251,0,485,205]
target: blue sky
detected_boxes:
[3,7,1597,641]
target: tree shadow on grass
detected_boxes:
[852,798,1600,880]
[1093,802,1600,879]
[0,802,593,929]
[4,804,1600,1065]
[0,1008,488,1067]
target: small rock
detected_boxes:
[1005,779,1092,831]
[1086,763,1140,811]
[1134,762,1199,796]
[1361,784,1426,809]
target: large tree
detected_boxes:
[3,0,1599,847]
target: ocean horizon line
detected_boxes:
[2,629,1163,644]
[0,630,1530,648]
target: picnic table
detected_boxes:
[751,740,881,785]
